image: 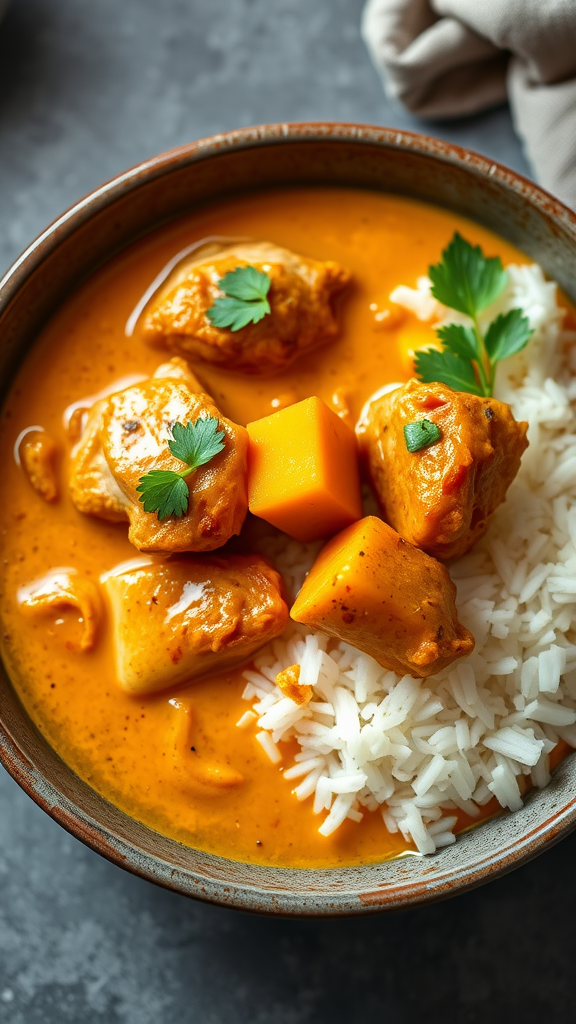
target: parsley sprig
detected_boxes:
[414,233,533,396]
[137,418,225,521]
[206,265,271,332]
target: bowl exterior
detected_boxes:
[2,123,576,915]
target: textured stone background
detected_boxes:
[0,1,574,1022]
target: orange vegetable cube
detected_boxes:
[247,396,362,543]
[291,516,474,678]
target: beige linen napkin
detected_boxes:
[362,0,576,207]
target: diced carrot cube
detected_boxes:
[246,396,362,543]
[290,516,474,678]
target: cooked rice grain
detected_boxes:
[241,264,576,854]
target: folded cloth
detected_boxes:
[362,0,576,208]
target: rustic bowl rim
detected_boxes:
[2,121,576,916]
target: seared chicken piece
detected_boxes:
[19,429,59,502]
[141,240,350,374]
[18,568,102,651]
[102,554,289,694]
[291,516,474,679]
[69,358,248,553]
[362,380,528,560]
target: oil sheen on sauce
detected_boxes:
[0,187,555,868]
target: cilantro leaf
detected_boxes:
[207,295,270,331]
[206,264,271,332]
[429,232,507,317]
[136,470,189,519]
[484,308,532,364]
[414,348,483,395]
[168,417,225,468]
[218,265,270,302]
[414,233,535,397]
[436,323,480,362]
[403,419,442,453]
[137,417,226,521]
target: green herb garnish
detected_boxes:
[414,233,533,397]
[403,419,442,453]
[206,265,271,331]
[137,418,225,520]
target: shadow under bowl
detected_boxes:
[1,122,576,915]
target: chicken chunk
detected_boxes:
[69,358,248,552]
[291,516,474,678]
[102,554,289,694]
[141,240,350,374]
[362,380,528,560]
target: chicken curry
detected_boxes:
[0,187,567,867]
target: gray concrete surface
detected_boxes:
[0,2,573,1022]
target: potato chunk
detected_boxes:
[102,554,289,694]
[247,396,362,542]
[69,358,248,553]
[142,240,350,374]
[363,380,528,560]
[291,516,474,678]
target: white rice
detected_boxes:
[240,263,576,855]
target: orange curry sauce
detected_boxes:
[0,188,567,867]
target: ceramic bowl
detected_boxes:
[2,123,576,914]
